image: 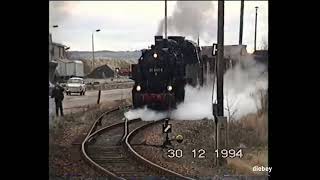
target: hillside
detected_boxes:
[68,50,141,62]
[78,58,135,75]
[67,50,141,75]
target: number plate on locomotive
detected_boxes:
[149,68,163,72]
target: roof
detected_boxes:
[86,65,115,79]
[52,42,66,48]
[253,50,268,56]
[53,58,82,64]
[52,58,73,63]
[201,45,248,59]
[73,60,83,64]
[253,50,268,63]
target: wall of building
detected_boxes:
[49,34,52,62]
[52,46,65,59]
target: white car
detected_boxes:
[65,77,86,96]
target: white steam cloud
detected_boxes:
[223,55,268,119]
[171,85,214,120]
[124,106,168,121]
[125,55,268,121]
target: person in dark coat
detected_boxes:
[51,82,65,116]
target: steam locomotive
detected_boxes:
[130,36,203,110]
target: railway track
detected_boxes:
[81,106,195,180]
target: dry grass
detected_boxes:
[227,148,268,175]
[49,100,130,178]
[228,87,268,148]
[227,158,256,175]
[226,89,268,175]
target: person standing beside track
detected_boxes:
[51,82,65,116]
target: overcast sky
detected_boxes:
[49,1,268,53]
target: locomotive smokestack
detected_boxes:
[239,0,244,45]
[165,0,167,39]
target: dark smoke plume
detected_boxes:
[157,1,216,41]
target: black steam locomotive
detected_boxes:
[130,36,203,110]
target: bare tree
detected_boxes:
[250,88,268,116]
[225,93,238,122]
[224,92,238,147]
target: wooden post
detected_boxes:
[97,87,101,104]
[217,0,225,117]
[215,118,219,166]
[254,6,259,52]
[164,0,167,39]
[239,0,244,45]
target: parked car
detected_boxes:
[65,77,86,96]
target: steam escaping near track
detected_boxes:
[223,55,268,119]
[171,85,214,120]
[124,85,214,121]
[157,1,216,41]
[125,55,268,121]
[177,55,267,120]
[124,106,168,121]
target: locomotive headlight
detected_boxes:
[153,53,158,58]
[136,85,141,91]
[167,85,173,91]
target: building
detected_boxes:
[253,50,268,65]
[49,33,57,83]
[200,45,248,84]
[200,45,248,62]
[51,42,68,59]
[49,33,84,83]
[49,34,69,62]
[86,65,114,79]
[55,59,84,81]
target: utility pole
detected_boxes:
[92,29,100,71]
[50,25,59,62]
[254,6,258,52]
[239,0,244,45]
[214,0,225,167]
[92,33,95,69]
[164,0,167,39]
[217,0,224,117]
